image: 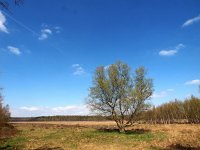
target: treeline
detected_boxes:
[0,90,10,126]
[11,115,112,122]
[142,96,200,124]
[10,96,200,124]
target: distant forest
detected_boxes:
[11,115,112,122]
[11,96,200,124]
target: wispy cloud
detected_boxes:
[159,50,177,56]
[152,89,174,99]
[20,106,40,111]
[54,26,62,33]
[7,46,21,55]
[159,43,184,56]
[52,105,88,113]
[38,28,52,40]
[0,11,9,33]
[167,89,174,92]
[72,64,86,75]
[2,10,39,36]
[14,105,89,117]
[152,91,168,99]
[182,14,200,27]
[185,79,200,85]
[38,24,62,40]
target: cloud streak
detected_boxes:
[152,89,174,99]
[182,14,200,27]
[159,43,184,56]
[7,46,21,55]
[20,106,40,111]
[0,11,9,33]
[185,79,200,85]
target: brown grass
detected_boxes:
[1,122,200,150]
[10,121,116,127]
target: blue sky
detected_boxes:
[0,0,200,117]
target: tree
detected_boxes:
[0,88,10,126]
[87,61,153,132]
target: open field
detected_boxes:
[10,121,116,127]
[1,122,200,150]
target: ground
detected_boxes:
[0,121,200,150]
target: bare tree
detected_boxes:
[87,61,153,132]
[0,88,10,126]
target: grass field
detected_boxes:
[1,122,200,150]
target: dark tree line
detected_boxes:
[141,96,200,124]
[11,115,112,122]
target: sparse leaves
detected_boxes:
[87,61,153,132]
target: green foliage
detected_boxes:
[87,61,153,131]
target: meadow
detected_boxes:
[1,122,200,150]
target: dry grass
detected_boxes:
[1,122,200,150]
[11,121,116,128]
[127,124,200,149]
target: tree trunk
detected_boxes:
[119,126,126,133]
[114,118,126,133]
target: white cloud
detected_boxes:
[182,14,200,27]
[20,106,40,111]
[185,79,200,85]
[38,24,61,40]
[159,50,177,56]
[7,46,21,55]
[152,89,174,99]
[72,64,85,75]
[13,105,89,117]
[159,43,184,56]
[38,28,52,40]
[0,11,9,33]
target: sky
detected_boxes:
[0,0,200,117]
